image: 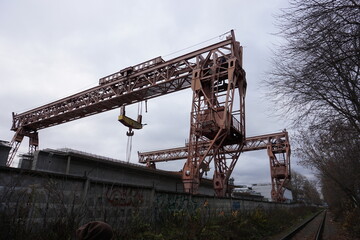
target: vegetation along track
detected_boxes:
[280,210,327,240]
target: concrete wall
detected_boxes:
[0,141,11,166]
[0,166,293,232]
[0,146,299,234]
[18,148,215,195]
[20,148,216,195]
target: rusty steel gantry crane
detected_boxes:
[7,30,289,200]
[138,131,291,202]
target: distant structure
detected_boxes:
[232,183,292,202]
[231,185,265,201]
[251,183,293,203]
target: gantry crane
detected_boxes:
[7,30,289,200]
[138,131,291,202]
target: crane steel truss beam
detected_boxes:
[138,131,289,163]
[11,39,234,132]
[7,36,236,166]
[138,131,291,201]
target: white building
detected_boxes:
[251,183,293,202]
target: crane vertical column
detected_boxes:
[267,131,291,202]
[7,126,38,167]
[182,34,247,196]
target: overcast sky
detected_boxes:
[0,0,313,185]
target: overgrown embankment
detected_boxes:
[0,202,317,240]
[115,206,318,240]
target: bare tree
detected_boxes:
[267,0,360,133]
[302,179,322,205]
[288,170,321,204]
[297,122,360,208]
[288,170,306,202]
[321,174,349,218]
[267,1,360,235]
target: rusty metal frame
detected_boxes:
[7,126,38,167]
[138,131,290,163]
[7,31,290,201]
[8,36,236,166]
[7,31,248,197]
[267,131,291,202]
[138,131,291,201]
[182,31,247,196]
[11,39,236,132]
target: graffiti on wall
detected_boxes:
[155,193,200,212]
[232,201,240,210]
[105,187,144,207]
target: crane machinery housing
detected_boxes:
[7,30,291,201]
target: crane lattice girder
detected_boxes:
[138,131,290,163]
[11,38,235,132]
[138,130,291,201]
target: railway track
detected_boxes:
[279,210,327,240]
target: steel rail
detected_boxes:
[315,210,327,239]
[279,210,326,240]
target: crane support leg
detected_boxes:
[182,47,246,196]
[7,128,24,167]
[267,132,291,202]
[7,128,38,167]
[28,131,39,154]
[213,144,243,196]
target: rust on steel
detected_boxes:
[8,34,235,166]
[182,30,247,196]
[138,131,290,163]
[138,130,291,202]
